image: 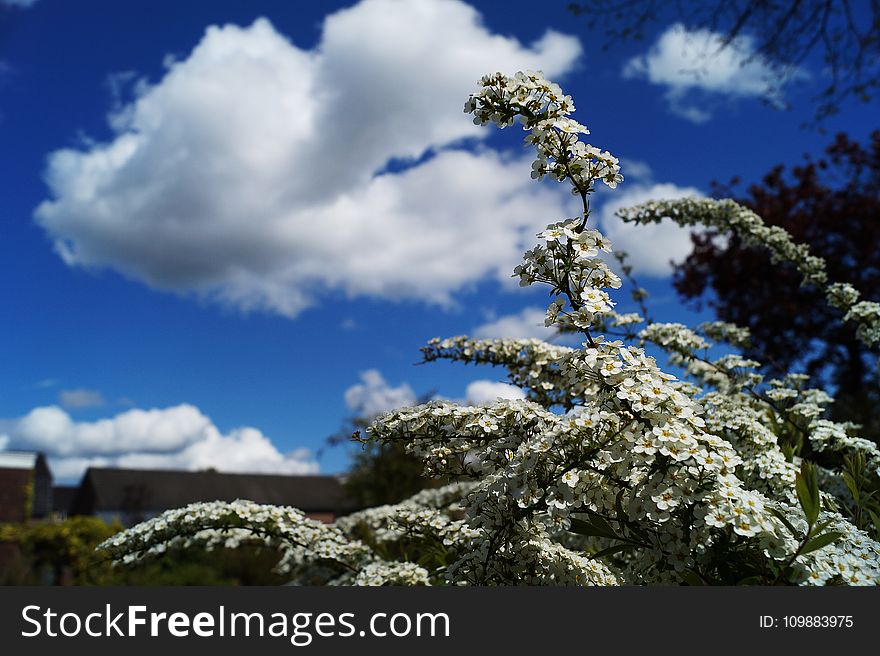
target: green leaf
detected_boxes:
[810,518,834,537]
[868,510,880,536]
[627,523,652,545]
[807,461,820,505]
[842,472,860,504]
[679,569,705,586]
[589,543,635,561]
[569,517,618,540]
[582,509,616,537]
[780,443,795,462]
[823,495,840,514]
[769,507,801,538]
[796,461,820,526]
[614,488,628,524]
[847,451,866,473]
[799,531,844,556]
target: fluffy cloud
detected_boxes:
[59,388,105,409]
[0,404,317,481]
[344,370,526,418]
[618,158,653,183]
[473,306,557,340]
[36,0,581,316]
[344,369,417,418]
[464,380,525,404]
[598,182,702,276]
[623,23,803,122]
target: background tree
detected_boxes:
[569,0,880,123]
[327,420,429,508]
[672,130,880,440]
[324,390,440,508]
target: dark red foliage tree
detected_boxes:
[673,131,880,439]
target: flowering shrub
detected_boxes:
[100,72,880,586]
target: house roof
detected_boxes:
[71,467,360,515]
[0,451,41,470]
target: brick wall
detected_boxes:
[0,469,31,523]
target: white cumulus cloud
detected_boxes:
[598,182,702,277]
[35,0,581,317]
[344,369,417,418]
[623,23,804,122]
[473,306,557,340]
[0,404,317,481]
[465,380,525,404]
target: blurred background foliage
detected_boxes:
[0,516,288,585]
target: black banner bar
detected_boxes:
[0,587,872,654]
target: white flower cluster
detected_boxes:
[422,336,581,409]
[352,562,431,586]
[104,71,879,586]
[810,420,880,475]
[639,323,711,356]
[698,321,751,348]
[514,220,622,322]
[610,312,645,327]
[617,198,880,347]
[465,71,623,193]
[97,500,371,576]
[335,482,480,553]
[98,490,473,586]
[638,321,879,505]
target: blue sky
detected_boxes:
[0,0,876,482]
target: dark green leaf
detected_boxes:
[569,517,618,540]
[582,509,616,536]
[679,569,705,586]
[614,488,628,524]
[810,518,834,538]
[799,531,844,556]
[589,543,635,560]
[868,510,880,535]
[769,507,801,538]
[806,462,821,507]
[842,472,860,504]
[796,461,819,526]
